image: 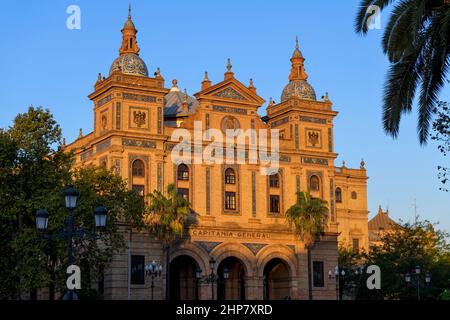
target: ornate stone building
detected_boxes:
[67,9,368,300]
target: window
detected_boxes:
[131,255,145,285]
[309,175,320,191]
[225,168,236,184]
[132,185,145,197]
[352,239,360,253]
[313,261,324,287]
[335,187,342,203]
[225,192,236,211]
[269,195,280,214]
[178,188,189,202]
[132,160,145,177]
[269,174,280,188]
[351,191,357,200]
[178,164,189,181]
[116,102,121,130]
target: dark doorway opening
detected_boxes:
[217,257,246,300]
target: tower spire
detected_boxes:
[119,5,140,55]
[289,36,307,81]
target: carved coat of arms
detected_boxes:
[308,131,320,147]
[133,111,146,127]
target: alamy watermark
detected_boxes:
[171,121,280,175]
[366,5,381,30]
[66,5,81,30]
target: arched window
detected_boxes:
[225,168,236,184]
[335,187,342,203]
[177,164,189,181]
[351,191,357,200]
[269,173,280,188]
[309,175,320,191]
[132,160,145,177]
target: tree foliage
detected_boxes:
[431,101,450,191]
[339,219,450,300]
[355,0,450,144]
[0,106,145,299]
[285,191,329,246]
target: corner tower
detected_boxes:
[265,37,339,230]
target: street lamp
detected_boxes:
[195,257,230,300]
[223,267,230,280]
[64,185,78,210]
[405,272,411,284]
[36,185,108,300]
[425,272,431,285]
[209,257,216,300]
[404,266,431,300]
[145,260,162,300]
[329,266,341,300]
[94,206,108,229]
[36,209,49,231]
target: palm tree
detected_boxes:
[285,191,329,300]
[355,0,450,144]
[145,184,190,300]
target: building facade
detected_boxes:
[67,9,368,300]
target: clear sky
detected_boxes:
[1,1,449,231]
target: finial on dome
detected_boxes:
[296,35,299,50]
[170,79,180,92]
[204,71,209,81]
[119,4,139,55]
[224,58,234,80]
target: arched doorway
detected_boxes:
[169,255,199,300]
[263,258,291,300]
[217,257,246,300]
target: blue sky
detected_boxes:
[1,1,449,231]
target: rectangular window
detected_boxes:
[131,255,145,285]
[178,188,189,203]
[352,239,360,253]
[313,261,324,287]
[158,107,163,134]
[132,185,145,197]
[205,114,210,139]
[269,175,279,188]
[225,192,237,211]
[116,102,121,130]
[269,195,280,214]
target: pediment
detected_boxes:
[195,78,265,106]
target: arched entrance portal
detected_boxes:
[217,257,246,300]
[263,258,291,300]
[169,255,199,300]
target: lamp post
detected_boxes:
[328,266,345,300]
[195,257,230,300]
[145,261,162,300]
[405,265,431,300]
[36,185,108,300]
[209,257,216,300]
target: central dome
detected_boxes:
[281,80,316,102]
[109,53,148,77]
